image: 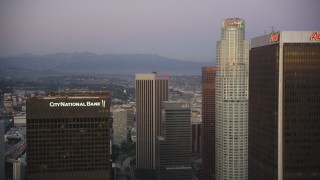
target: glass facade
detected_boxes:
[156,102,192,180]
[249,44,279,180]
[249,39,320,179]
[283,43,320,179]
[201,66,216,178]
[0,120,4,180]
[26,92,110,180]
[216,18,249,180]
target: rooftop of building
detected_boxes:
[251,31,320,48]
[49,90,109,96]
[222,18,245,29]
[135,72,169,80]
[162,101,190,110]
[29,90,110,100]
[32,96,105,100]
[165,166,192,170]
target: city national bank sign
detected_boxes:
[49,100,106,108]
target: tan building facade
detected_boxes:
[135,73,168,169]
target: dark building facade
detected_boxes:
[156,102,192,180]
[201,66,216,179]
[26,91,110,180]
[0,119,4,180]
[249,31,320,180]
[191,117,201,155]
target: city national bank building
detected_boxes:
[26,91,111,180]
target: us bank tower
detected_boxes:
[215,18,249,180]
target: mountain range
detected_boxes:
[0,52,213,78]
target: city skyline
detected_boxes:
[1,0,320,61]
[1,1,319,179]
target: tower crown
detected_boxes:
[222,18,245,29]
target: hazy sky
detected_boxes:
[1,0,319,61]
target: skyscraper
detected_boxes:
[201,66,216,179]
[215,18,249,179]
[155,101,192,180]
[135,73,169,169]
[0,120,4,180]
[113,109,128,145]
[26,91,111,180]
[191,113,201,155]
[13,158,26,180]
[111,105,134,129]
[249,31,320,180]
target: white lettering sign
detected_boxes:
[49,100,106,108]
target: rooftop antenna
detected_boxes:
[270,26,276,33]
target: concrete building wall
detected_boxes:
[113,109,127,145]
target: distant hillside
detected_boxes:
[0,53,212,78]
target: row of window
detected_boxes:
[27,118,107,123]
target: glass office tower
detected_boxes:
[201,66,216,179]
[26,91,110,180]
[156,101,192,180]
[249,31,320,180]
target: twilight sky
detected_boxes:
[0,0,319,61]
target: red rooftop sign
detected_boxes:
[311,32,320,41]
[270,34,280,43]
